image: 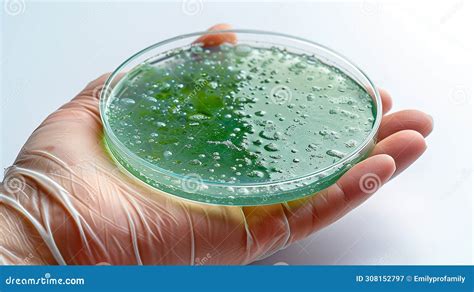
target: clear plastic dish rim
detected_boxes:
[99,29,382,191]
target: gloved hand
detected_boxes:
[0,24,433,265]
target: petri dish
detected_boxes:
[100,30,382,206]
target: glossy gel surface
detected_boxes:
[105,43,376,204]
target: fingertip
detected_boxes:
[424,113,434,137]
[377,129,428,155]
[378,109,434,140]
[398,129,427,151]
[373,154,397,179]
[336,154,395,200]
[391,130,427,176]
[372,129,427,177]
[195,23,237,47]
[359,154,396,184]
[403,110,434,137]
[378,88,393,114]
[207,23,233,31]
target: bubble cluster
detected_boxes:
[107,43,376,184]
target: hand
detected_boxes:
[0,24,433,265]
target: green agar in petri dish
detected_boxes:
[104,43,377,205]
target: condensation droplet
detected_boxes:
[264,143,279,152]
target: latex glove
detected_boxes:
[0,24,433,265]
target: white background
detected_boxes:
[1,0,473,265]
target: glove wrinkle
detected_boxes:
[0,194,65,265]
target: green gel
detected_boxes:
[106,44,376,197]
